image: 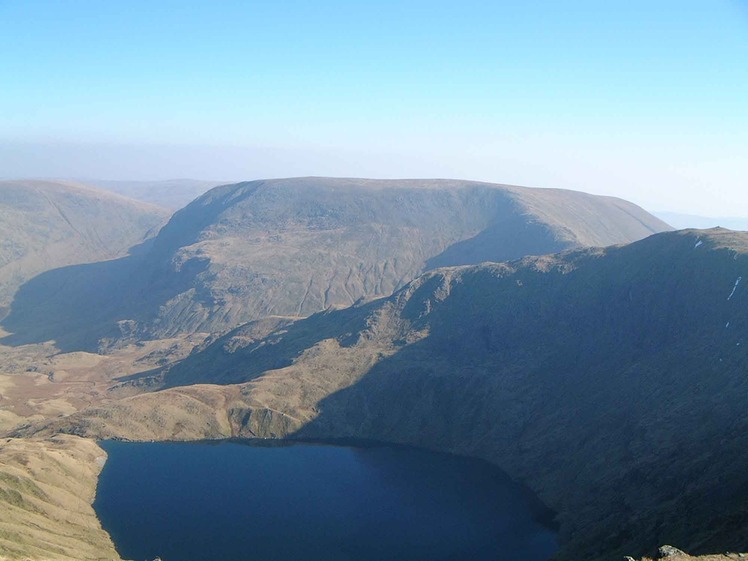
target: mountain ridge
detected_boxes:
[0,177,671,350]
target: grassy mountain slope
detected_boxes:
[22,228,747,560]
[0,435,121,561]
[1,177,670,349]
[0,180,168,314]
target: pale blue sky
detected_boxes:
[1,0,746,215]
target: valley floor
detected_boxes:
[0,331,203,434]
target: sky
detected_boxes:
[1,0,747,216]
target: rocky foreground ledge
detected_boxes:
[629,545,747,561]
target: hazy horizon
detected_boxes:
[2,0,747,217]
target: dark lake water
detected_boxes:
[95,440,557,561]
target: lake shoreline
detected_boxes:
[94,438,560,561]
[98,434,561,532]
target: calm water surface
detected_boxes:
[95,440,557,561]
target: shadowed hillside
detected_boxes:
[0,177,670,350]
[23,228,747,561]
[0,180,168,315]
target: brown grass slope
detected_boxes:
[1,177,670,349]
[0,180,168,313]
[18,228,748,561]
[0,435,121,561]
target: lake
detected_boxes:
[94,440,557,561]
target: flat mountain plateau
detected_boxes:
[6,228,747,561]
[0,180,168,315]
[0,177,670,351]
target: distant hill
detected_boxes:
[0,177,671,349]
[29,228,747,561]
[84,179,224,210]
[0,180,168,315]
[655,211,748,231]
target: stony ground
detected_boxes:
[635,548,747,561]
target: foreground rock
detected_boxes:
[0,435,121,561]
[630,545,746,560]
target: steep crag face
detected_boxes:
[22,228,747,561]
[1,177,670,349]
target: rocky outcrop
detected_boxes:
[629,544,746,561]
[659,546,689,558]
